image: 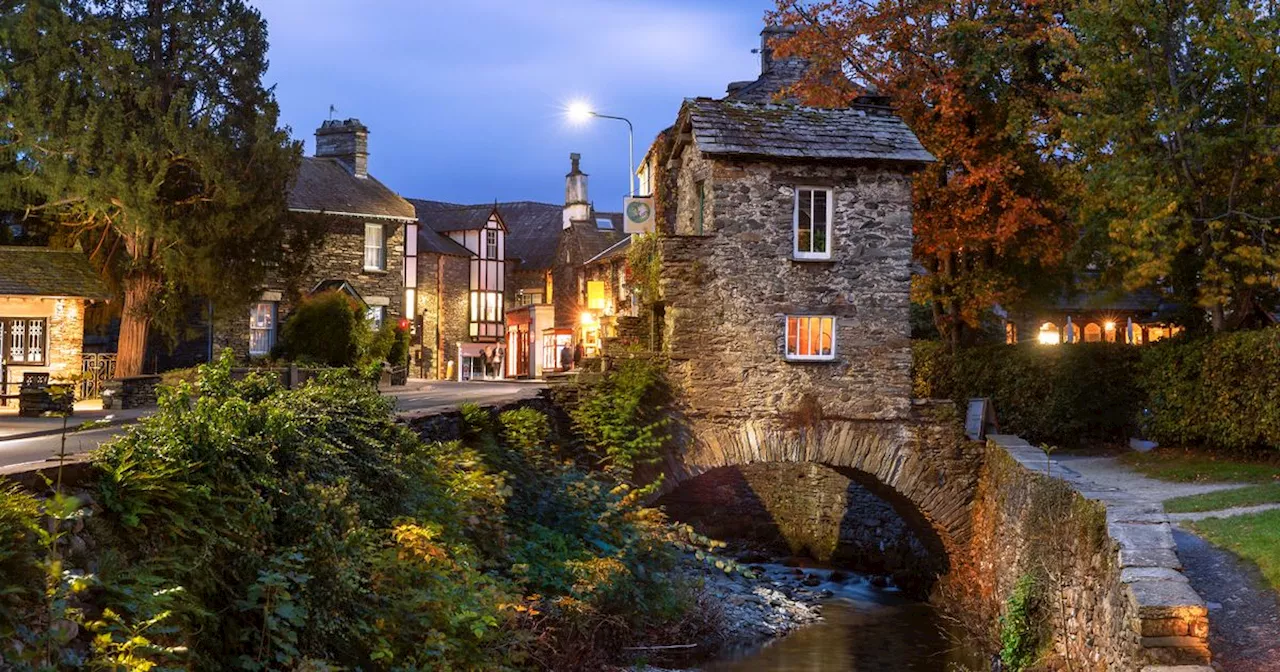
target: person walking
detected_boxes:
[559,343,573,371]
[573,342,584,369]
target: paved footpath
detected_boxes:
[1055,454,1280,672]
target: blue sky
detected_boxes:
[253,0,778,210]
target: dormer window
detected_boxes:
[596,217,614,230]
[364,223,386,271]
[794,187,833,260]
[486,229,499,260]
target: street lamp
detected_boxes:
[566,100,635,197]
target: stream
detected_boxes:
[697,564,988,672]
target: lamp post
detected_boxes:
[568,101,635,197]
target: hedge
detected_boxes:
[913,327,1280,452]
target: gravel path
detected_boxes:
[1173,529,1280,671]
[1053,453,1280,671]
[1168,503,1280,522]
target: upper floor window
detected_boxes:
[785,315,836,361]
[794,187,833,260]
[364,223,386,271]
[0,318,47,365]
[485,229,499,260]
[248,302,277,356]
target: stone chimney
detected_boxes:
[315,118,369,178]
[563,153,591,229]
[760,24,800,74]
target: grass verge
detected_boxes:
[1118,448,1280,483]
[1164,483,1280,513]
[1187,509,1280,593]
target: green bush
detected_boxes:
[913,341,1142,446]
[0,351,703,670]
[914,327,1280,453]
[1141,329,1280,452]
[276,290,367,366]
[569,358,672,481]
[999,573,1046,671]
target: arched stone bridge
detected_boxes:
[653,401,985,567]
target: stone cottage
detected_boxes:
[655,96,934,427]
[213,118,417,359]
[0,246,110,397]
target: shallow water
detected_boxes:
[703,566,987,672]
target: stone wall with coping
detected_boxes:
[966,435,1212,671]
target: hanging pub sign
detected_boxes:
[965,398,999,441]
[624,197,655,234]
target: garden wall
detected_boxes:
[949,434,1211,671]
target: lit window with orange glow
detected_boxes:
[785,316,836,360]
[1037,322,1060,345]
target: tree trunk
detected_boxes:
[1210,302,1226,333]
[115,272,162,378]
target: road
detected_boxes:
[0,381,544,470]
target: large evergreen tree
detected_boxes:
[0,0,312,376]
[1066,0,1280,331]
[771,0,1079,347]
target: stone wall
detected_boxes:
[0,297,87,384]
[659,157,914,426]
[414,253,471,379]
[949,435,1212,671]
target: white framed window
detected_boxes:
[485,229,499,260]
[248,302,277,356]
[794,187,833,260]
[0,318,47,365]
[366,306,386,330]
[364,223,386,271]
[785,315,836,361]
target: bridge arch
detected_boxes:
[654,413,984,573]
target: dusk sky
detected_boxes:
[253,0,778,211]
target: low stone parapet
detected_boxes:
[989,435,1212,670]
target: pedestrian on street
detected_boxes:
[560,343,573,371]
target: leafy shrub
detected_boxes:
[276,290,367,366]
[913,341,1142,446]
[0,484,41,630]
[570,358,672,480]
[914,327,1280,453]
[0,351,701,670]
[1141,328,1280,451]
[999,573,1046,671]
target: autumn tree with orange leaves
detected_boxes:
[771,0,1078,347]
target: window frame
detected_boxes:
[485,229,499,260]
[364,222,387,271]
[0,318,48,366]
[248,302,278,357]
[784,315,838,362]
[695,180,706,235]
[793,186,834,261]
[366,305,387,331]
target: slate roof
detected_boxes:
[410,200,499,233]
[1054,288,1169,314]
[569,215,626,265]
[0,246,109,299]
[288,157,417,221]
[585,234,632,266]
[500,202,566,271]
[680,98,935,165]
[725,58,811,104]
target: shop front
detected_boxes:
[504,304,554,379]
[457,342,505,381]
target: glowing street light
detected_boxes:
[565,100,635,196]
